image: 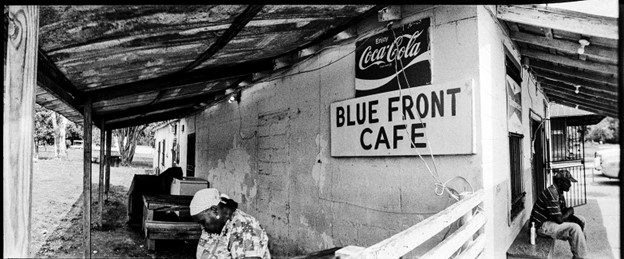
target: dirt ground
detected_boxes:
[31,146,196,258]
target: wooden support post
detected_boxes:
[83,99,92,258]
[3,6,39,258]
[98,125,105,228]
[105,130,112,199]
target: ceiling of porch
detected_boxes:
[497,4,618,118]
[21,5,381,128]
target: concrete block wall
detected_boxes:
[476,6,547,258]
[189,6,489,255]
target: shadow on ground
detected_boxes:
[37,184,196,258]
[551,198,615,259]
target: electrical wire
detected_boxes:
[388,27,476,203]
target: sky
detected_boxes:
[547,0,619,18]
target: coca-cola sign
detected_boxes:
[355,18,430,97]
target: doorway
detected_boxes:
[531,118,547,201]
[186,133,196,177]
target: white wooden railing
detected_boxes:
[336,189,485,259]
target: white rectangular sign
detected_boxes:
[330,79,475,156]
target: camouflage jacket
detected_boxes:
[196,209,270,259]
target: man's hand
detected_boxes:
[562,207,574,220]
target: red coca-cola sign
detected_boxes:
[355,18,430,97]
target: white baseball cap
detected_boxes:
[190,188,221,216]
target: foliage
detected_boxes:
[34,106,55,146]
[137,126,155,147]
[586,117,619,143]
[66,121,83,143]
[113,123,158,165]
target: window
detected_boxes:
[509,133,525,220]
[161,140,166,166]
[157,141,161,166]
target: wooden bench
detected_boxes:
[507,221,555,259]
[142,194,197,251]
[144,220,202,249]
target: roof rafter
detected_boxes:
[497,5,618,40]
[106,106,199,130]
[530,60,617,86]
[510,31,617,64]
[533,71,617,96]
[539,81,618,105]
[522,49,617,75]
[547,95,617,118]
[98,83,236,121]
[178,5,265,73]
[541,86,617,113]
[85,59,274,102]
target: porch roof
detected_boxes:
[496,4,619,118]
[11,4,620,129]
[23,5,381,129]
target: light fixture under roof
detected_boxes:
[574,85,581,94]
[577,39,590,55]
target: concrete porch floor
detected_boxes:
[551,168,620,259]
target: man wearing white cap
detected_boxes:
[190,188,270,259]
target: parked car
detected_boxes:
[72,140,84,149]
[595,149,620,179]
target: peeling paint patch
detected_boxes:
[207,138,257,203]
[311,133,327,194]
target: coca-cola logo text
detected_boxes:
[358,30,423,71]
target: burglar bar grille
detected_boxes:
[550,121,584,162]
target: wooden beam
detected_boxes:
[82,98,92,258]
[3,6,38,257]
[539,81,618,107]
[511,31,617,64]
[98,88,224,121]
[497,5,618,40]
[98,125,105,228]
[544,92,617,118]
[283,5,387,58]
[533,71,617,97]
[542,87,617,115]
[547,96,617,118]
[178,5,264,73]
[530,61,617,86]
[86,59,273,102]
[522,49,617,75]
[105,103,196,125]
[105,130,112,199]
[37,51,84,108]
[106,107,199,130]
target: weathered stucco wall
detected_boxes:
[477,5,547,258]
[153,121,181,172]
[190,6,488,255]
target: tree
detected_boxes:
[586,117,619,143]
[51,112,68,158]
[34,106,55,155]
[114,125,148,166]
[66,121,82,144]
[113,123,160,165]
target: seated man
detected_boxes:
[530,170,587,258]
[190,188,270,259]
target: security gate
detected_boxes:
[546,118,587,207]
